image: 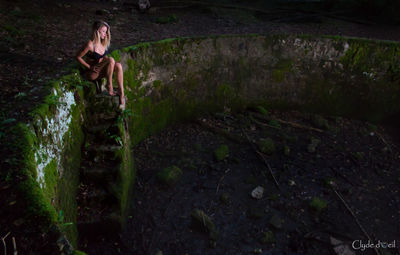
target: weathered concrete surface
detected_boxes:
[11,34,400,253]
[115,35,400,138]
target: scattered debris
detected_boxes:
[122,110,399,254]
[251,186,264,200]
[269,214,284,229]
[330,236,355,255]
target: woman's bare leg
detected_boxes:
[114,62,125,105]
[106,57,116,95]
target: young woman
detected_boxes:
[76,20,125,107]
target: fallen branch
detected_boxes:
[194,119,246,144]
[216,169,230,194]
[12,237,17,255]
[2,232,10,255]
[250,112,324,133]
[249,115,281,130]
[330,167,359,187]
[375,131,395,155]
[333,189,380,255]
[241,128,280,189]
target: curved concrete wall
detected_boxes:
[11,34,400,253]
[111,35,400,144]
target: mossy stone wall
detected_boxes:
[115,35,400,144]
[11,34,400,253]
[17,72,88,250]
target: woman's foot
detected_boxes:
[119,95,126,110]
[108,89,117,96]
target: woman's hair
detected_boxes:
[91,20,111,50]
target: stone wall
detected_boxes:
[11,34,400,253]
[112,34,400,145]
[15,72,87,252]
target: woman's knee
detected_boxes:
[115,62,122,71]
[108,57,115,65]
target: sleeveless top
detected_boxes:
[86,43,108,61]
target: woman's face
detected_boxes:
[98,25,108,40]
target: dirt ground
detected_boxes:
[83,109,400,255]
[1,0,400,254]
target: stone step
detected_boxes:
[82,144,123,164]
[81,153,121,168]
[82,166,118,183]
[90,93,120,111]
[85,113,119,126]
[87,144,123,153]
[77,212,121,241]
[85,121,115,134]
[78,186,115,207]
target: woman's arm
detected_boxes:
[75,40,92,70]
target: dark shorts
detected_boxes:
[84,59,109,81]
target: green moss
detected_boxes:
[272,69,285,83]
[115,120,135,227]
[18,71,87,247]
[340,39,400,78]
[191,209,218,240]
[258,138,275,155]
[215,83,235,105]
[272,59,293,83]
[256,106,269,116]
[18,178,57,223]
[157,165,183,186]
[268,119,281,128]
[214,145,229,161]
[110,49,121,62]
[124,42,151,52]
[43,159,57,201]
[310,197,328,213]
[259,231,275,244]
[155,14,178,24]
[30,103,50,120]
[73,251,87,255]
[13,124,57,224]
[56,102,85,247]
[153,80,162,88]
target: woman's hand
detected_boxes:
[90,65,100,72]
